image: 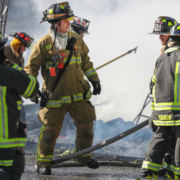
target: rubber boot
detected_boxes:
[38,167,51,175]
[87,159,99,169]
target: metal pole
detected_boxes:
[2,0,9,37]
[95,46,138,71]
[52,119,149,165]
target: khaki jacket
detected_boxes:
[4,45,25,68]
[24,31,100,108]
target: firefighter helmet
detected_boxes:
[149,16,177,35]
[41,2,74,23]
[169,24,180,36]
[71,17,90,35]
[8,32,34,48]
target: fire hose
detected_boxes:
[52,119,149,166]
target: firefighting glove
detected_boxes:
[90,81,101,95]
[30,94,38,104]
[150,81,155,94]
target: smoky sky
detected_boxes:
[4,0,180,122]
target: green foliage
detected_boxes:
[166,174,172,180]
[145,175,152,180]
[136,178,141,180]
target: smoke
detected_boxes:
[6,0,180,122]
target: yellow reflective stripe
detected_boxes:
[11,64,23,71]
[164,47,179,53]
[159,115,171,120]
[62,96,71,103]
[142,161,161,171]
[85,68,97,78]
[168,22,173,26]
[151,75,156,83]
[17,101,22,110]
[73,93,83,101]
[153,120,180,126]
[0,160,13,166]
[0,138,26,148]
[162,19,166,22]
[36,126,44,162]
[45,44,52,50]
[151,102,180,111]
[22,75,36,98]
[46,100,62,108]
[38,155,53,162]
[0,86,8,140]
[82,153,91,158]
[174,167,180,175]
[175,62,180,103]
[86,91,92,98]
[177,26,180,30]
[163,162,173,171]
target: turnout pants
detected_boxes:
[0,149,25,180]
[36,100,96,168]
[141,125,180,176]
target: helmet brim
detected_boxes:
[148,31,168,35]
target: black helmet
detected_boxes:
[9,32,34,48]
[169,24,180,36]
[168,24,180,42]
[149,16,177,35]
[41,2,74,23]
[71,17,90,35]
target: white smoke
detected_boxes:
[17,0,180,122]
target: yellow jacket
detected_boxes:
[24,31,100,108]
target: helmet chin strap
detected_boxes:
[50,23,57,53]
[18,42,22,54]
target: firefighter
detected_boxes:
[4,32,35,126]
[71,17,90,38]
[24,2,101,175]
[141,23,180,178]
[149,16,177,177]
[0,34,39,179]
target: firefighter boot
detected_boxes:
[37,167,51,175]
[87,159,99,169]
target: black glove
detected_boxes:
[30,94,39,104]
[90,81,101,95]
[150,82,155,94]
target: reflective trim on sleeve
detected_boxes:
[61,96,71,103]
[164,47,179,53]
[22,75,37,98]
[0,138,26,148]
[142,161,161,172]
[17,101,22,110]
[153,120,180,126]
[175,62,180,103]
[11,64,23,71]
[0,160,13,166]
[151,102,180,111]
[151,75,157,84]
[0,86,8,140]
[85,68,97,78]
[174,167,180,175]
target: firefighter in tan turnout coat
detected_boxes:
[24,2,101,175]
